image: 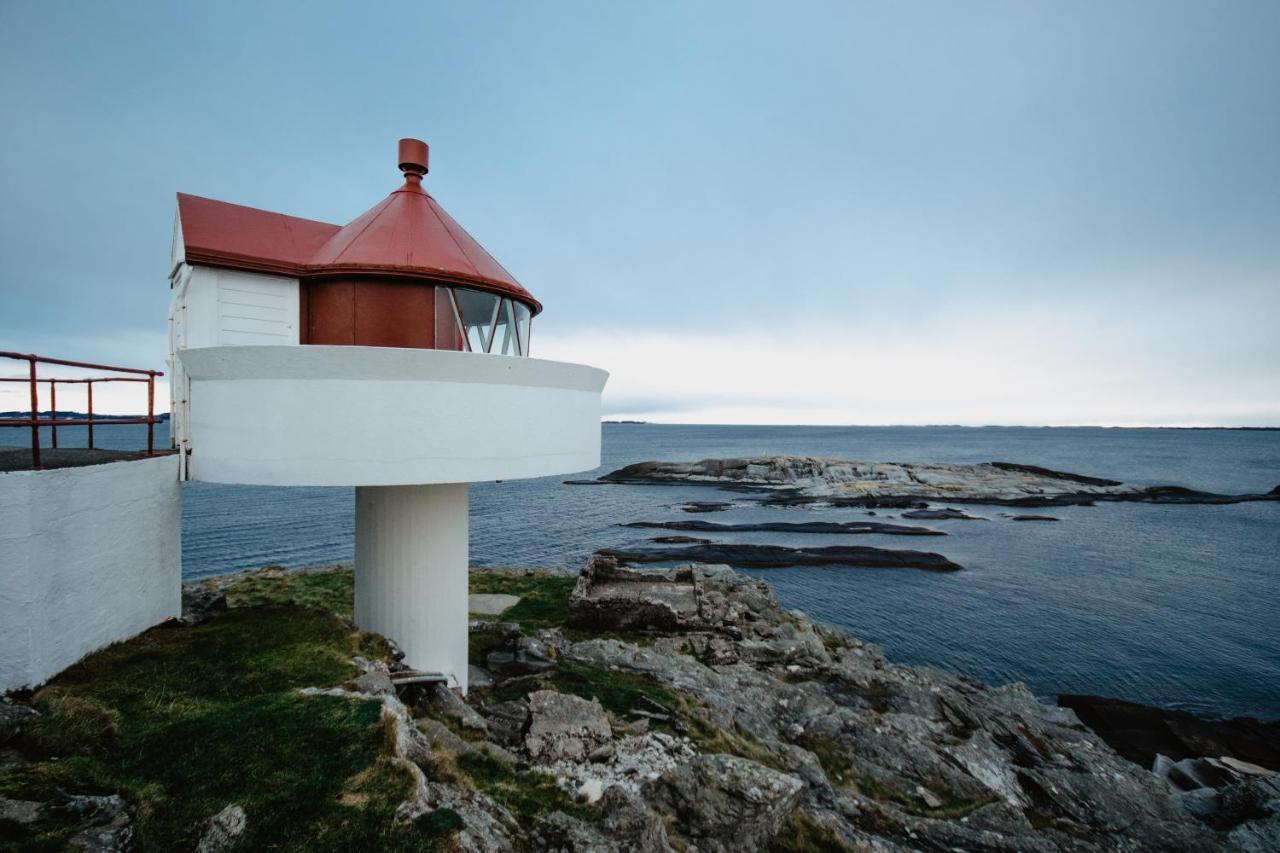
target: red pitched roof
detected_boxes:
[175,147,540,312]
[176,194,340,277]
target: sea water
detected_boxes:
[9,422,1278,720]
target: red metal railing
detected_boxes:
[0,351,164,470]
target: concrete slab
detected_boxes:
[469,593,521,616]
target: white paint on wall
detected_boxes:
[355,483,469,692]
[169,264,300,476]
[0,455,182,693]
[179,346,608,486]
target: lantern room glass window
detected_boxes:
[435,286,532,356]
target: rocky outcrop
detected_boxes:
[589,456,1280,507]
[1058,694,1280,770]
[553,558,1226,851]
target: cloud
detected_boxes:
[535,285,1280,427]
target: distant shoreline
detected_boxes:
[602,421,1279,431]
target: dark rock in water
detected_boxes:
[624,519,945,536]
[1058,694,1280,771]
[181,585,228,623]
[648,535,713,544]
[902,507,986,521]
[1011,514,1059,521]
[680,501,732,513]
[988,461,1124,487]
[762,493,930,509]
[597,542,962,571]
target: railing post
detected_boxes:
[49,380,58,448]
[146,374,155,456]
[87,380,94,449]
[28,356,40,470]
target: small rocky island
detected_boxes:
[584,457,1280,507]
[3,560,1276,851]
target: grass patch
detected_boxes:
[467,630,509,667]
[481,659,681,722]
[455,748,595,822]
[211,565,578,633]
[770,811,854,852]
[469,570,577,631]
[216,566,356,619]
[0,606,454,852]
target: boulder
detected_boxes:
[196,804,247,853]
[180,585,228,624]
[421,684,488,737]
[0,701,39,744]
[599,785,673,853]
[63,794,133,853]
[525,691,612,762]
[0,797,42,825]
[644,754,803,852]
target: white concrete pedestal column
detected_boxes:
[354,483,469,693]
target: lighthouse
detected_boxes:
[168,139,608,692]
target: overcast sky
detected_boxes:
[1,1,1277,424]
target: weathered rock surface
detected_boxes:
[0,701,39,743]
[645,754,804,852]
[597,542,963,571]
[591,456,1280,506]
[526,691,612,762]
[557,559,1226,851]
[180,584,228,624]
[624,518,945,536]
[196,804,246,853]
[64,794,134,853]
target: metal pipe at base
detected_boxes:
[354,482,470,694]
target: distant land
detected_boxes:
[0,410,170,421]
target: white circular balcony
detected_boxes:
[178,345,608,486]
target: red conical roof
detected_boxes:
[175,138,540,313]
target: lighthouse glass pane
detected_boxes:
[434,286,464,351]
[492,299,518,356]
[453,288,501,353]
[514,302,532,356]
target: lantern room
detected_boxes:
[168,138,608,692]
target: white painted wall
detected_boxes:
[179,346,608,486]
[169,264,300,476]
[355,483,469,691]
[0,455,182,693]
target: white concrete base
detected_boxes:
[0,455,182,693]
[354,483,469,693]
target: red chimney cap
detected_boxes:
[398,138,429,177]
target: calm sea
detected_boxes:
[9,422,1279,721]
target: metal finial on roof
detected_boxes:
[398,138,429,183]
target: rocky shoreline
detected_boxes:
[578,456,1280,507]
[4,560,1276,852]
